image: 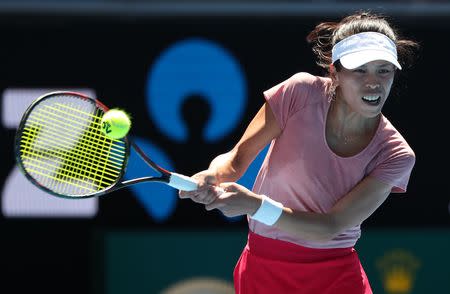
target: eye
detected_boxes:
[353,68,366,73]
[378,68,393,74]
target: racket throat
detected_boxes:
[118,174,170,188]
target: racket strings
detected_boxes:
[21,112,111,193]
[20,133,121,182]
[22,107,125,164]
[19,96,127,196]
[29,103,125,153]
[20,132,123,173]
[22,105,120,193]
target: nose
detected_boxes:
[364,73,381,90]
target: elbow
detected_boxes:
[318,214,355,242]
[310,215,345,242]
[311,227,338,243]
[281,211,349,243]
[300,231,335,243]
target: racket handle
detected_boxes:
[168,173,226,195]
[168,173,199,191]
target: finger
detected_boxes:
[219,182,238,192]
[214,188,225,196]
[178,190,191,199]
[202,194,218,205]
[193,179,208,190]
[203,186,221,204]
[191,174,206,187]
[191,188,217,204]
[205,200,226,211]
[178,189,199,199]
[205,190,233,209]
[192,193,210,204]
[192,172,216,187]
[184,183,223,203]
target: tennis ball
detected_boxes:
[101,109,131,139]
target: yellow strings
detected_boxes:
[20,102,127,195]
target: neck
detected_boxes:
[328,98,380,143]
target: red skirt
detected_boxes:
[233,232,372,294]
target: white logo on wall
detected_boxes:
[1,88,98,218]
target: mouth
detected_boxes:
[361,95,381,105]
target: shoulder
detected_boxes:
[374,116,416,166]
[288,72,331,91]
[281,72,331,104]
[263,72,331,129]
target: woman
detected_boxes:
[180,11,419,293]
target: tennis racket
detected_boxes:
[15,91,199,199]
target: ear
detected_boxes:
[329,64,339,84]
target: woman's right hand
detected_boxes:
[178,169,221,205]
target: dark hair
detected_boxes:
[306,11,420,72]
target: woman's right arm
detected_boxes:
[179,101,281,204]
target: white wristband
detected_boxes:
[250,195,283,226]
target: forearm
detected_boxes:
[208,149,251,183]
[273,208,337,242]
[210,102,279,183]
[253,178,392,242]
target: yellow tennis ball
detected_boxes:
[101,109,131,139]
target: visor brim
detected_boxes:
[339,50,402,70]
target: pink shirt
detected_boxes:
[249,72,415,249]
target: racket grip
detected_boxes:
[168,173,199,191]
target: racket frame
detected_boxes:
[14,91,183,199]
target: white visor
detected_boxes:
[331,32,401,70]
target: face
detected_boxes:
[333,60,396,118]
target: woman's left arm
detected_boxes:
[277,176,392,242]
[206,176,392,242]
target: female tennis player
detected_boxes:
[180,11,419,293]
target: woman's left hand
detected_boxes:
[205,182,262,217]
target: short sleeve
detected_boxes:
[369,146,416,193]
[263,72,314,130]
